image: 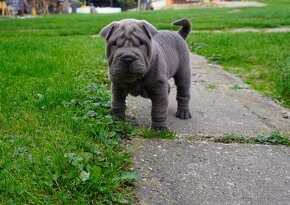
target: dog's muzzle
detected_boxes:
[121,55,137,65]
[111,50,146,76]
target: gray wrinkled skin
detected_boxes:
[100,18,191,130]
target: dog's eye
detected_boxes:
[112,42,117,47]
[139,40,145,46]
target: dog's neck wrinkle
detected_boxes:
[149,42,158,64]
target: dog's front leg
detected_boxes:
[148,85,169,130]
[111,83,128,120]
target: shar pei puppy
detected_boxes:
[100,18,192,130]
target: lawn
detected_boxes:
[0,0,290,36]
[0,35,139,203]
[0,0,289,203]
[188,32,290,105]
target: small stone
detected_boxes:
[281,111,289,119]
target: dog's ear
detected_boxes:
[141,21,158,39]
[100,22,116,40]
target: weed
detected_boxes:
[140,129,175,139]
[230,83,250,90]
[215,132,290,146]
[206,84,217,90]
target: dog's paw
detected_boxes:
[151,125,169,131]
[151,121,168,131]
[110,109,125,120]
[176,109,191,119]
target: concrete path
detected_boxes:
[127,54,290,137]
[130,138,290,205]
[127,53,290,205]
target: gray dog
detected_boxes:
[100,18,192,130]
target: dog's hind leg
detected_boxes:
[174,63,192,119]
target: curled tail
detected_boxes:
[172,18,192,40]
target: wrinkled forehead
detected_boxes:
[117,19,142,27]
[112,20,146,39]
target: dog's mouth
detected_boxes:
[110,72,143,82]
[110,58,146,82]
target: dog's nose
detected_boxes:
[122,56,135,64]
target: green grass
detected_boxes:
[0,0,289,38]
[206,83,218,90]
[140,129,175,139]
[1,0,290,203]
[188,32,290,105]
[0,34,140,203]
[215,132,290,146]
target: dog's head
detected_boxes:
[100,19,158,83]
